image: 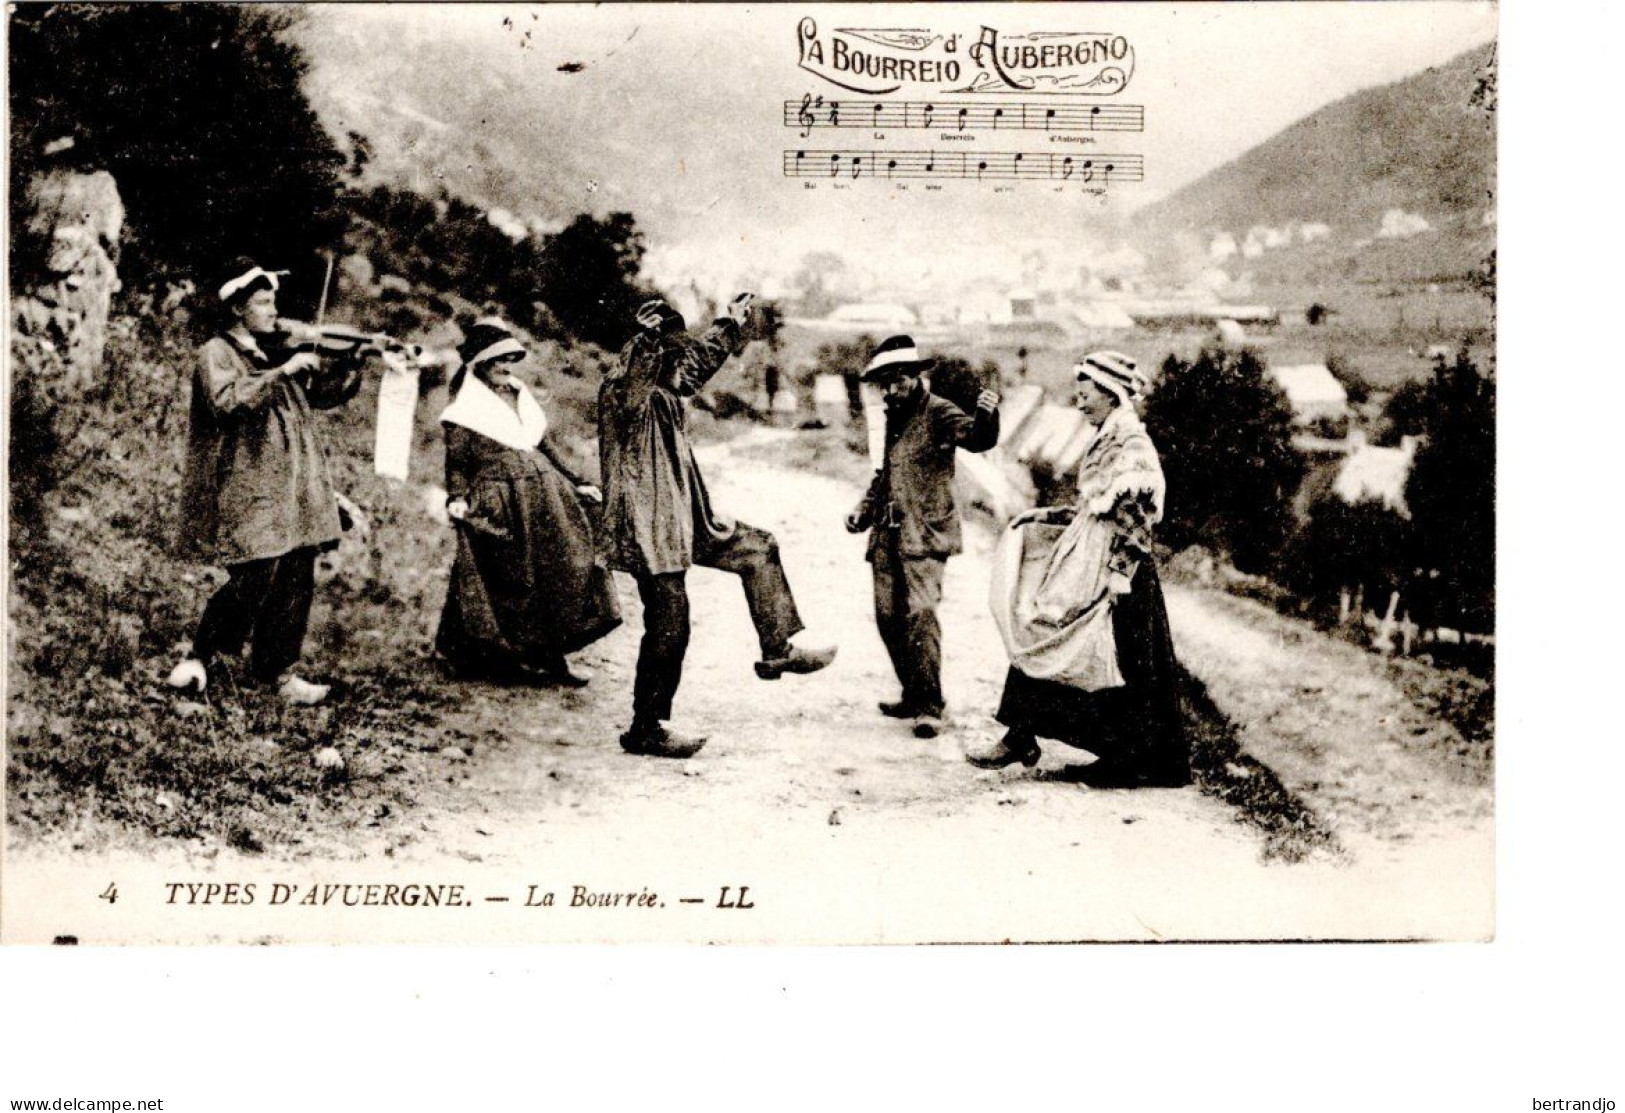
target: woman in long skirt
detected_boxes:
[436,318,621,685]
[970,351,1189,788]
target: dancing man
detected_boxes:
[598,295,836,758]
[846,335,1000,738]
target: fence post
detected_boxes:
[1339,587,1351,627]
[1374,591,1401,654]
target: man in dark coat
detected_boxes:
[166,259,366,705]
[599,295,836,758]
[845,335,1000,737]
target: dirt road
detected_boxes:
[5,431,1493,943]
[350,432,1490,940]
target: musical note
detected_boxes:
[781,149,1144,185]
[784,97,1145,135]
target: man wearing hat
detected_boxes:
[845,335,1000,738]
[599,295,837,758]
[166,258,367,705]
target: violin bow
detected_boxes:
[314,250,335,329]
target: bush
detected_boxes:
[1143,348,1305,574]
[1279,495,1413,610]
[9,4,345,290]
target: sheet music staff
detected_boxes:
[783,149,1145,184]
[787,94,1145,137]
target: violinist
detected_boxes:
[166,258,367,706]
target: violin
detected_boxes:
[267,319,424,365]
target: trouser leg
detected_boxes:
[693,521,805,656]
[871,541,913,698]
[898,555,946,716]
[193,557,278,664]
[247,547,318,682]
[632,571,690,728]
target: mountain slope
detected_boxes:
[1135,43,1495,284]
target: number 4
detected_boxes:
[99,883,118,905]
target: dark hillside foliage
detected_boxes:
[1143,348,1305,574]
[9,3,346,289]
[1405,350,1495,630]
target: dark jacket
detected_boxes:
[177,331,361,565]
[855,381,1000,561]
[438,423,621,665]
[597,318,744,575]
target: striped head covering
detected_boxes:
[1075,350,1146,405]
[862,334,931,382]
[459,317,527,368]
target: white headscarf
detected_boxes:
[439,372,549,452]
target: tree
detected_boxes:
[928,356,1000,417]
[1404,349,1495,630]
[790,251,847,317]
[1142,348,1305,573]
[9,4,346,290]
[533,213,661,350]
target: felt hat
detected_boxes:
[861,334,932,382]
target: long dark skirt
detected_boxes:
[437,452,621,676]
[996,561,1188,780]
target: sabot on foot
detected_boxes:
[278,674,331,706]
[966,733,1042,769]
[620,725,706,759]
[911,713,947,739]
[164,658,208,694]
[754,643,837,679]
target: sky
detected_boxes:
[321,2,1498,301]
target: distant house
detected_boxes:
[1213,319,1247,347]
[1008,290,1037,320]
[1333,431,1419,516]
[1071,301,1135,332]
[828,302,917,330]
[1269,363,1349,426]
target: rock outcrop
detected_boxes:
[11,169,125,391]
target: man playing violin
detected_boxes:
[166,258,369,706]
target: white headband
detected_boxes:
[865,344,924,374]
[218,266,287,302]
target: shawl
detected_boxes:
[439,373,549,452]
[990,405,1166,691]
